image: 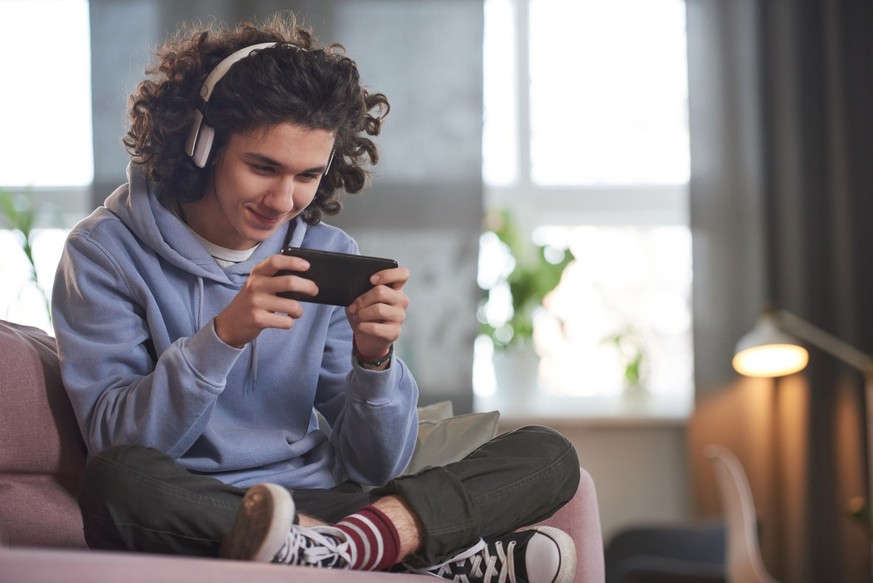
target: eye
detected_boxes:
[297,172,320,183]
[250,163,275,174]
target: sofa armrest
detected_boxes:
[0,319,87,548]
[534,467,605,583]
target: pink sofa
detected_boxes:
[0,319,605,582]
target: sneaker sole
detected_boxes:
[219,483,295,562]
[524,526,577,583]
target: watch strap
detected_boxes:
[354,343,393,368]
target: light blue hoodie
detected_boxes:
[52,165,419,489]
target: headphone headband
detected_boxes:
[185,42,286,167]
[198,42,279,103]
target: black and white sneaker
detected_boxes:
[410,526,576,583]
[273,523,352,568]
[219,483,352,568]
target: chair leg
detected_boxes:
[705,445,779,583]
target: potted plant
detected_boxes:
[477,209,574,399]
[478,208,573,349]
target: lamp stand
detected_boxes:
[777,310,873,571]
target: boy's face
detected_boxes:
[188,122,335,250]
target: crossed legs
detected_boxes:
[79,425,580,569]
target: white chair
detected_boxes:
[704,445,779,583]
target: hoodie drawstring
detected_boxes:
[247,338,259,392]
[196,277,205,329]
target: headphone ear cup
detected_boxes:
[190,123,215,168]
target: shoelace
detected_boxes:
[273,525,353,568]
[412,539,518,583]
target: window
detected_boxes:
[0,0,93,188]
[0,0,92,332]
[477,0,693,417]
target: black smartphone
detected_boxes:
[277,247,399,306]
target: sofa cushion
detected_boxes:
[402,409,500,475]
[0,319,87,548]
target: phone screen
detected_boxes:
[277,247,398,306]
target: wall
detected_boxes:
[497,416,691,544]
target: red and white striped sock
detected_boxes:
[333,506,400,571]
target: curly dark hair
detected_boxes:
[123,12,389,225]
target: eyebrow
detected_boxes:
[243,152,327,174]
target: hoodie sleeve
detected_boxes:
[315,306,420,486]
[52,230,244,458]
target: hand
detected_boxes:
[214,254,318,348]
[346,266,410,363]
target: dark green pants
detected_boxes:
[78,425,580,567]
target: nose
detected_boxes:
[266,176,297,214]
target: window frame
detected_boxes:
[478,0,693,419]
[484,0,689,230]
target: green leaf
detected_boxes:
[481,208,575,349]
[0,189,37,235]
[0,188,51,322]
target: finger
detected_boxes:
[353,302,406,326]
[253,310,299,329]
[240,284,307,318]
[353,321,402,344]
[215,297,299,347]
[349,285,409,316]
[252,254,311,277]
[267,273,319,301]
[266,295,310,319]
[370,266,410,290]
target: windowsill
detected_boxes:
[474,390,692,428]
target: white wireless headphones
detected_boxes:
[185,42,336,173]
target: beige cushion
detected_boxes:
[320,399,501,475]
[403,407,500,475]
[415,400,455,422]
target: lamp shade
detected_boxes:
[732,313,809,377]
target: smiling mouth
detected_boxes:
[248,208,288,227]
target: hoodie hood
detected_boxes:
[105,163,308,286]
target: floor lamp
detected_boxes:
[732,308,873,566]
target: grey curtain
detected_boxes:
[688,0,873,581]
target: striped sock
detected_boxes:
[333,506,400,571]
